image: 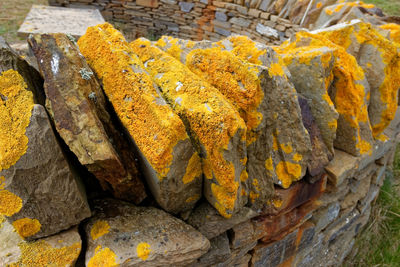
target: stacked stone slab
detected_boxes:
[130,37,247,218]
[28,33,147,204]
[77,23,202,215]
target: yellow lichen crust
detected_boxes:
[380,23,400,44]
[90,220,110,240]
[8,241,81,267]
[0,190,22,217]
[130,38,246,218]
[136,242,151,261]
[0,69,34,171]
[277,31,373,155]
[77,23,188,179]
[12,218,41,238]
[217,35,265,65]
[184,47,264,144]
[182,153,202,185]
[275,161,302,189]
[317,22,400,138]
[324,1,375,16]
[88,245,119,267]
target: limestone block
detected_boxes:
[186,202,257,240]
[190,232,231,267]
[85,199,210,267]
[277,30,374,157]
[0,217,81,267]
[130,38,247,218]
[78,23,202,214]
[0,70,91,240]
[29,33,147,204]
[313,21,400,139]
[279,46,339,155]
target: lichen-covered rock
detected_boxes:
[380,23,400,44]
[278,31,374,157]
[0,70,90,240]
[130,38,247,218]
[0,216,81,267]
[277,46,339,155]
[215,35,312,189]
[28,33,147,204]
[84,199,210,267]
[313,20,400,139]
[186,202,258,240]
[78,23,202,214]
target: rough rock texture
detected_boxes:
[278,46,339,155]
[78,23,202,214]
[187,202,258,240]
[190,232,231,267]
[0,70,90,240]
[84,199,210,267]
[131,37,247,218]
[313,20,400,139]
[277,30,374,157]
[216,35,312,189]
[0,37,44,104]
[0,217,81,267]
[29,33,147,204]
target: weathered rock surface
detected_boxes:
[313,20,400,139]
[0,37,44,104]
[278,46,339,155]
[216,35,312,189]
[131,37,247,218]
[0,217,81,267]
[190,232,231,267]
[78,23,202,214]
[29,33,147,204]
[278,30,374,157]
[0,70,90,240]
[84,199,210,267]
[187,202,258,240]
[325,149,359,187]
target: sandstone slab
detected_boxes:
[0,217,82,267]
[18,5,105,38]
[84,199,210,267]
[78,23,202,214]
[29,33,147,204]
[131,37,247,218]
[325,149,359,187]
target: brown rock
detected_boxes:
[85,199,210,267]
[325,149,359,187]
[190,232,231,267]
[29,33,147,204]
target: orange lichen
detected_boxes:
[88,246,119,267]
[136,242,151,261]
[265,157,274,171]
[280,143,293,154]
[130,38,245,218]
[380,23,400,44]
[12,218,41,238]
[182,152,202,184]
[0,190,22,217]
[91,220,110,240]
[276,161,302,189]
[8,241,81,267]
[184,47,264,143]
[77,23,188,179]
[0,176,5,189]
[0,69,34,172]
[240,169,249,182]
[316,2,323,9]
[272,198,283,208]
[293,153,303,162]
[268,62,285,77]
[318,22,400,138]
[217,35,265,65]
[185,194,200,203]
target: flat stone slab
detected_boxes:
[18,5,105,38]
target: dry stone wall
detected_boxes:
[1,17,400,267]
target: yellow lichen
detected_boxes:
[316,2,323,9]
[77,23,188,179]
[0,190,22,217]
[293,153,303,162]
[276,161,302,189]
[217,35,265,65]
[380,23,400,44]
[0,176,5,189]
[280,143,293,154]
[240,169,249,182]
[130,38,245,218]
[272,198,283,208]
[90,220,110,240]
[185,194,200,203]
[136,242,151,261]
[8,241,81,267]
[265,157,274,171]
[12,218,41,238]
[0,69,34,172]
[182,152,202,184]
[88,246,119,267]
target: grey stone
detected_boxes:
[312,202,340,232]
[229,220,256,249]
[18,5,105,38]
[229,17,251,27]
[259,0,272,11]
[85,199,210,267]
[215,11,228,22]
[186,202,257,240]
[256,23,279,38]
[215,27,231,37]
[179,2,195,12]
[191,232,231,266]
[324,209,360,243]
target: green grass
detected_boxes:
[361,0,400,16]
[345,146,400,266]
[0,0,48,43]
